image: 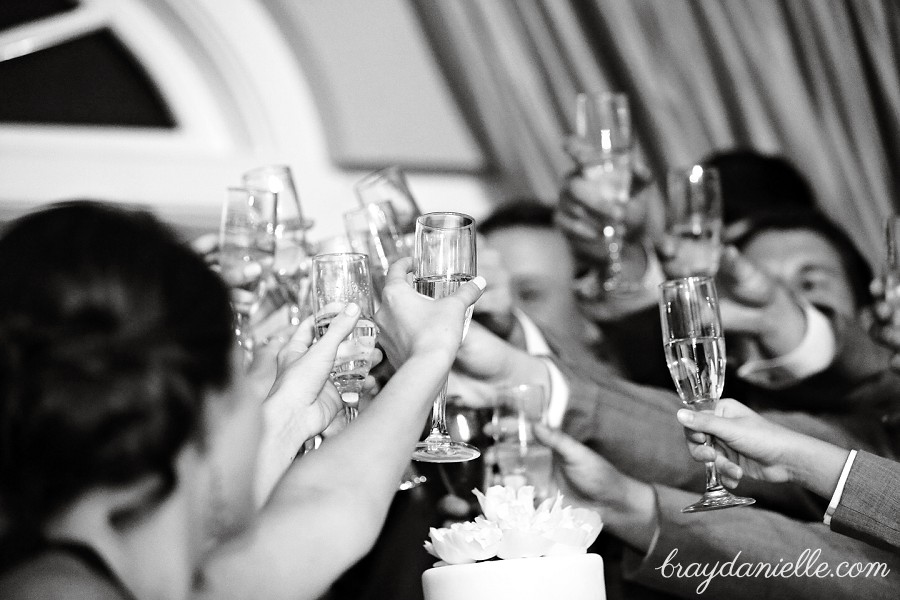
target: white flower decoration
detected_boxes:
[424,518,503,565]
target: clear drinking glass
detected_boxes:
[311,253,378,422]
[343,201,407,300]
[412,212,480,463]
[355,166,422,252]
[658,276,755,512]
[219,187,277,363]
[242,165,314,326]
[491,384,555,502]
[571,91,634,293]
[662,165,723,278]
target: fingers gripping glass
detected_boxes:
[658,277,755,512]
[311,253,377,423]
[412,212,480,463]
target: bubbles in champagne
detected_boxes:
[663,336,725,407]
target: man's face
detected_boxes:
[484,225,589,342]
[740,228,858,316]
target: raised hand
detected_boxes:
[374,257,485,368]
[676,398,850,498]
[255,308,383,503]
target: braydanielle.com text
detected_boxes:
[656,548,891,594]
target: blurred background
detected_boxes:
[1,0,898,262]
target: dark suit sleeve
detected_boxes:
[621,484,900,599]
[830,450,900,553]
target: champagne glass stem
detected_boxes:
[702,434,723,491]
[342,392,359,423]
[602,216,625,290]
[234,312,254,365]
[426,379,451,443]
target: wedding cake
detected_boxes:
[422,553,606,600]
[421,485,606,600]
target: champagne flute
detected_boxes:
[343,201,407,301]
[658,276,755,512]
[662,165,723,278]
[311,253,378,422]
[219,187,277,363]
[412,212,480,463]
[491,384,555,502]
[242,165,314,326]
[570,91,634,293]
[355,166,422,252]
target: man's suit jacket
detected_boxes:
[620,484,900,599]
[832,450,900,553]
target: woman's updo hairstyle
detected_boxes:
[0,201,234,546]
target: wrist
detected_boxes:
[783,434,851,498]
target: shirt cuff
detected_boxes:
[538,356,570,429]
[823,449,858,526]
[736,302,836,389]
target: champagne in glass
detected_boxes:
[663,165,723,278]
[311,253,377,422]
[243,165,314,326]
[219,187,277,363]
[570,91,635,293]
[412,212,480,463]
[658,276,755,512]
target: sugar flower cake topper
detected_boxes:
[424,485,603,566]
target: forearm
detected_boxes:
[197,350,454,600]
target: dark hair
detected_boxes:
[0,201,234,560]
[700,148,816,224]
[478,200,556,236]
[733,208,873,310]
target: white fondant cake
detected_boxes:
[422,554,606,600]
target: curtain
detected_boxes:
[410,0,900,265]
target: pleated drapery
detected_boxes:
[411,0,900,265]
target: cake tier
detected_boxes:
[422,553,605,600]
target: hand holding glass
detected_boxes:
[570,91,634,293]
[412,212,480,462]
[658,276,755,512]
[311,253,377,422]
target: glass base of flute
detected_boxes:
[412,382,481,463]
